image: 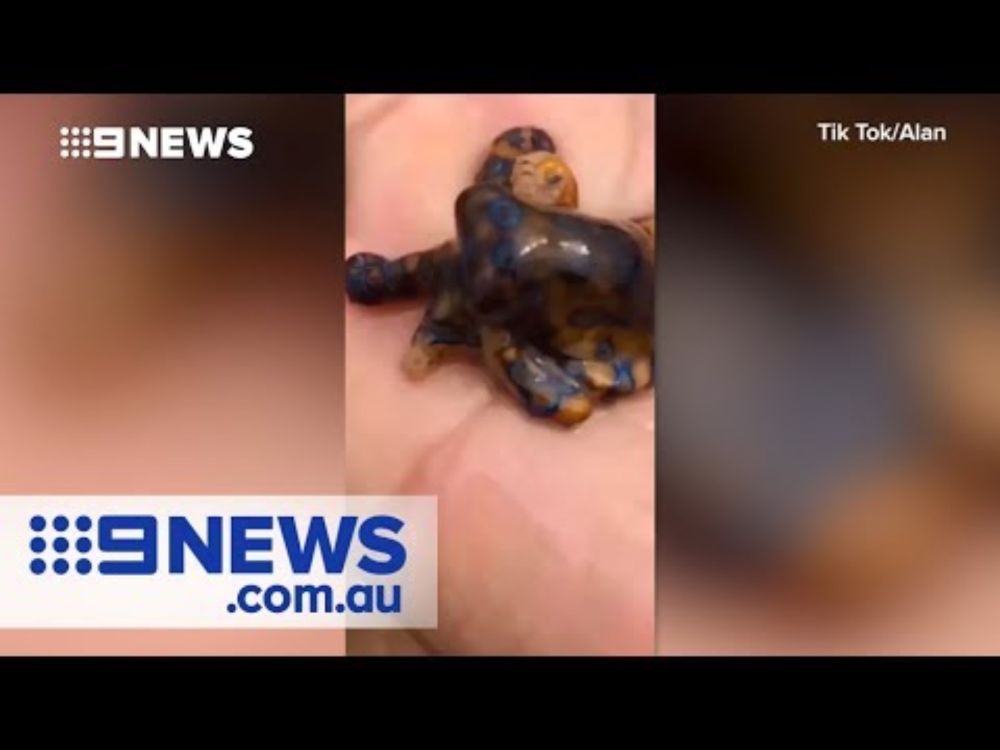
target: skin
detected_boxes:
[347,95,1000,656]
[0,95,994,655]
[345,95,655,654]
[0,95,346,654]
[657,96,1000,655]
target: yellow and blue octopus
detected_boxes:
[346,126,654,426]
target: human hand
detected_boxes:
[344,94,655,654]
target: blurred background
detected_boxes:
[657,95,1000,654]
[0,94,346,654]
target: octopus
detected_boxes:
[346,126,654,426]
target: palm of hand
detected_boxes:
[345,95,655,654]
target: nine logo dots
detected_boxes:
[59,126,93,159]
[29,515,93,575]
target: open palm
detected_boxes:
[344,94,654,654]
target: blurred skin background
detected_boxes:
[345,94,655,655]
[657,95,1000,654]
[0,95,346,654]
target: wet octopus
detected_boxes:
[346,126,654,426]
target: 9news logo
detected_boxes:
[59,125,254,160]
[27,512,405,617]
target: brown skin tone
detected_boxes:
[345,95,655,654]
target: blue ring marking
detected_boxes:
[501,129,526,150]
[613,359,636,392]
[486,156,513,180]
[528,397,560,417]
[346,272,368,298]
[346,254,389,303]
[422,322,468,347]
[507,359,531,388]
[531,129,555,153]
[507,348,586,418]
[490,240,517,271]
[487,197,522,230]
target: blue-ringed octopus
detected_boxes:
[346,126,654,426]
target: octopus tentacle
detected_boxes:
[346,242,455,305]
[345,124,653,426]
[481,326,594,426]
[402,290,479,379]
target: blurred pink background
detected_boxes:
[657,95,1000,654]
[0,94,345,654]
